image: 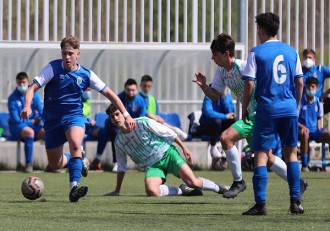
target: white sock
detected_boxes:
[70,181,78,190]
[159,185,182,196]
[270,156,288,181]
[224,146,243,182]
[210,145,222,158]
[200,177,219,193]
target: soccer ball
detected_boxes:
[211,157,227,171]
[21,176,44,200]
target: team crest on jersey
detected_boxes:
[59,74,65,79]
[76,76,83,85]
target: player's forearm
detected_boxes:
[24,85,36,108]
[201,85,221,101]
[241,80,254,114]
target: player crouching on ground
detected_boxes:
[103,104,230,197]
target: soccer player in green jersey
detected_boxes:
[103,104,230,197]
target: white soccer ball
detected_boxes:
[21,176,44,200]
[211,157,227,171]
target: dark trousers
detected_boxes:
[105,119,119,163]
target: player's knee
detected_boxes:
[49,162,61,171]
[145,187,160,197]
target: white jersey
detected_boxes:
[211,58,257,114]
[115,117,177,172]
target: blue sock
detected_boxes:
[68,157,82,184]
[63,153,71,168]
[287,161,300,199]
[301,154,308,166]
[24,137,34,165]
[253,166,268,204]
[96,128,108,156]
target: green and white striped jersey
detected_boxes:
[210,58,257,114]
[115,117,177,172]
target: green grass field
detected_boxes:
[0,169,329,231]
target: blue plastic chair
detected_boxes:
[83,112,109,143]
[159,112,182,129]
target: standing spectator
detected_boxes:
[302,48,330,113]
[103,103,230,197]
[241,12,304,215]
[8,72,45,173]
[20,35,135,202]
[82,88,109,171]
[299,77,329,171]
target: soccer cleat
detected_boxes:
[301,166,310,172]
[90,158,102,170]
[179,184,203,196]
[69,185,89,202]
[242,203,267,215]
[300,178,308,196]
[223,179,247,199]
[290,199,304,214]
[81,157,89,177]
[24,164,33,173]
[215,183,230,194]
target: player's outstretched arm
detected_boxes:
[20,83,39,120]
[103,172,125,196]
[193,72,222,101]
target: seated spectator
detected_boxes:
[7,72,45,173]
[194,87,236,158]
[82,88,109,171]
[139,74,188,140]
[298,77,330,171]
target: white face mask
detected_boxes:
[306,89,317,97]
[303,58,314,69]
[17,85,28,93]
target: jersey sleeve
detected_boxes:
[242,51,257,81]
[33,63,55,87]
[147,118,177,141]
[295,51,303,79]
[210,67,226,93]
[89,70,107,92]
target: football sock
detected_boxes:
[68,157,82,185]
[63,153,71,168]
[24,137,34,165]
[159,185,181,196]
[287,161,301,199]
[210,145,222,158]
[253,166,268,204]
[96,128,108,155]
[301,153,309,166]
[200,177,219,193]
[270,156,287,181]
[224,146,242,182]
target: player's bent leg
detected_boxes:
[46,146,67,170]
[145,177,165,196]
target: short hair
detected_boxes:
[210,33,235,57]
[305,77,318,86]
[141,74,153,83]
[16,72,29,81]
[60,35,80,50]
[105,104,118,115]
[255,12,280,37]
[124,78,138,87]
[303,48,316,57]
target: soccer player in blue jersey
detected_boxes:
[302,49,330,114]
[103,104,230,197]
[241,12,304,215]
[299,77,330,171]
[20,35,135,202]
[8,72,45,173]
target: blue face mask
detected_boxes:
[82,91,91,100]
[306,89,317,97]
[17,85,28,93]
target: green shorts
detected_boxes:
[145,145,186,183]
[231,113,255,145]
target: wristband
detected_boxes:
[123,111,130,118]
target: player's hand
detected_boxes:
[103,191,120,196]
[193,72,207,87]
[226,112,235,119]
[125,116,136,132]
[90,119,96,126]
[183,148,193,165]
[33,118,42,125]
[20,106,32,121]
[242,111,249,125]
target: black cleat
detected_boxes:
[290,199,304,214]
[215,183,230,194]
[179,184,203,196]
[69,185,88,202]
[223,180,247,199]
[300,179,308,196]
[242,203,267,215]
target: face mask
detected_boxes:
[139,91,148,97]
[82,91,91,100]
[306,89,317,97]
[303,58,314,69]
[17,85,28,93]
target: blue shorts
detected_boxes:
[9,123,43,141]
[252,116,298,151]
[308,128,326,143]
[44,116,85,149]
